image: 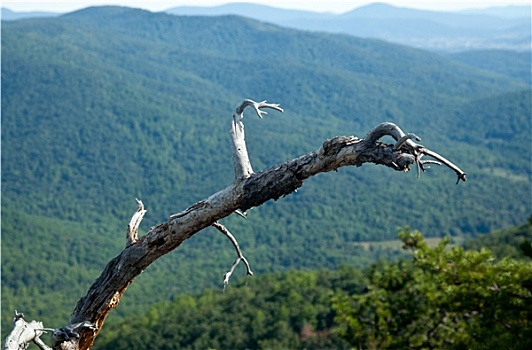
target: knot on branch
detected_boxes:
[52,322,97,350]
[321,136,360,156]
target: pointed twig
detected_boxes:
[235,99,284,117]
[234,209,247,218]
[420,147,467,184]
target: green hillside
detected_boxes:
[1,6,530,337]
[463,217,532,259]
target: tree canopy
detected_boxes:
[332,226,532,349]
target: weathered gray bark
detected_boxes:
[2,312,96,350]
[3,312,50,350]
[4,99,466,350]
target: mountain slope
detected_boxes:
[447,49,531,85]
[2,6,530,335]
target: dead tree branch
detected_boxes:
[3,311,50,350]
[2,312,96,350]
[231,99,283,179]
[212,221,253,291]
[7,99,466,350]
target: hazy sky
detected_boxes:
[3,1,530,14]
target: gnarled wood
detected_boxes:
[2,312,95,350]
[3,312,50,350]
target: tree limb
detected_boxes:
[12,99,465,350]
[212,221,253,291]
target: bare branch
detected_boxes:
[230,99,284,179]
[363,122,466,183]
[3,311,97,350]
[212,221,253,291]
[420,148,467,184]
[235,99,284,118]
[394,133,421,151]
[3,311,51,350]
[126,198,146,247]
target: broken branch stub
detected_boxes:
[2,311,96,350]
[230,99,284,179]
[126,198,146,247]
[3,311,50,350]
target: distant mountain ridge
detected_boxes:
[1,7,59,20]
[165,2,332,21]
[166,2,531,52]
[3,3,529,51]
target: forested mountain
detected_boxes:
[6,3,530,52]
[1,6,530,338]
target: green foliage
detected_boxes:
[96,266,365,349]
[464,219,532,260]
[333,228,532,349]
